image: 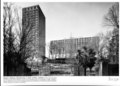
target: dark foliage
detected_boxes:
[76,47,97,75]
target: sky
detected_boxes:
[15,2,114,44]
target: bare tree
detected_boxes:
[14,6,36,61]
[49,42,59,59]
[3,2,17,76]
[104,3,119,29]
[68,37,75,58]
[103,3,119,64]
[97,32,112,59]
[3,2,35,75]
[15,9,36,75]
[3,3,15,53]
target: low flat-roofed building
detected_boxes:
[49,36,99,59]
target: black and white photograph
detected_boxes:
[1,0,120,85]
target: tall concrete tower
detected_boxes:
[22,5,45,60]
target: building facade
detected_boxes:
[49,36,99,59]
[22,5,45,60]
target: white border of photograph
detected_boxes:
[1,0,120,85]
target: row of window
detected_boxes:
[52,38,93,46]
[23,6,39,12]
[50,37,99,54]
[23,17,39,25]
[23,12,39,17]
[23,14,39,19]
[51,42,86,50]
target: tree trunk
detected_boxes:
[84,67,86,76]
[7,64,9,76]
[78,65,80,76]
[90,68,92,73]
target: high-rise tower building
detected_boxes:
[22,5,45,59]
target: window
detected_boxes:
[36,6,38,9]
